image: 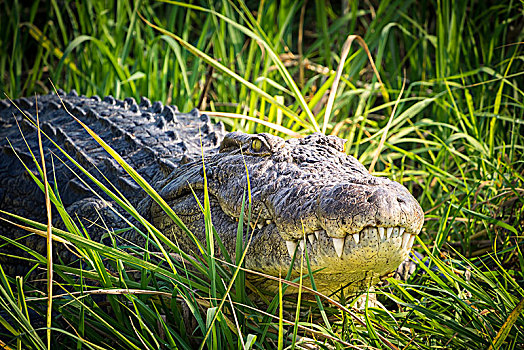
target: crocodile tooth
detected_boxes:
[286,240,297,257]
[314,230,324,240]
[308,234,315,245]
[408,234,416,248]
[386,227,393,239]
[399,227,406,236]
[401,233,410,250]
[299,239,305,251]
[352,233,360,244]
[266,220,272,225]
[378,227,385,240]
[257,223,264,229]
[332,237,345,257]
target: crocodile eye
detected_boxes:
[251,138,262,151]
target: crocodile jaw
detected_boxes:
[244,224,417,294]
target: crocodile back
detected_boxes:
[0,91,225,273]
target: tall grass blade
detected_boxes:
[34,95,54,350]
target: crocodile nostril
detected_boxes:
[397,196,406,204]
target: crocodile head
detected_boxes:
[148,131,424,294]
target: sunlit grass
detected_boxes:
[0,0,522,348]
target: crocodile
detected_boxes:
[0,91,424,295]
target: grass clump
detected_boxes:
[0,0,523,348]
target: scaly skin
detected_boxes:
[0,92,424,294]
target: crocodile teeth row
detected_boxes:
[286,232,322,257]
[285,226,416,258]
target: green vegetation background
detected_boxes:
[0,0,523,349]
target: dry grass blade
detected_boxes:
[488,298,524,350]
[222,279,246,349]
[368,73,406,173]
[33,288,173,301]
[322,34,388,134]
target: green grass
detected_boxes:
[0,0,523,348]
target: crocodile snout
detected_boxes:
[304,180,423,258]
[363,183,423,234]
